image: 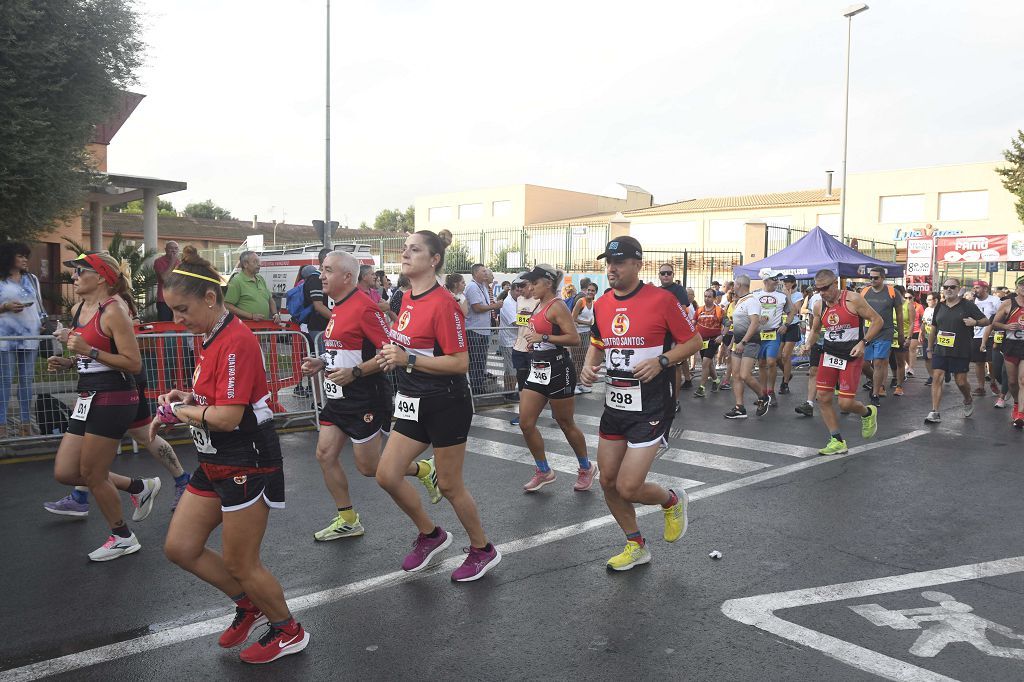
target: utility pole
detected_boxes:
[323,0,332,249]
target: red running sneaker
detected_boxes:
[219,607,268,648]
[239,622,310,664]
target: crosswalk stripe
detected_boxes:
[465,436,704,492]
[472,413,767,474]
[565,412,818,458]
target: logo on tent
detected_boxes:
[758,267,808,278]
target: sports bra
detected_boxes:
[71,298,120,374]
[529,298,564,353]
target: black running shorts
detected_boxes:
[598,408,673,449]
[66,391,138,440]
[782,324,801,343]
[319,399,392,443]
[187,462,285,512]
[392,389,473,448]
[699,338,721,360]
[523,350,576,399]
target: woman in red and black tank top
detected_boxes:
[375,230,501,582]
[992,279,1024,425]
[48,252,154,563]
[517,264,595,493]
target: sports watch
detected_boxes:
[351,366,364,379]
[406,354,417,373]
[658,354,671,369]
[542,334,550,343]
[89,348,100,360]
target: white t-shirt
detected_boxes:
[731,294,762,338]
[973,294,999,339]
[498,295,518,347]
[755,290,789,329]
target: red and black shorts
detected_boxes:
[816,352,864,398]
[599,408,674,449]
[319,399,392,444]
[186,462,285,512]
[129,383,152,430]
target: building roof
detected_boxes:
[526,211,619,228]
[625,188,841,217]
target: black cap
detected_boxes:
[521,264,559,283]
[782,274,797,283]
[596,236,642,260]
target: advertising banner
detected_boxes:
[936,233,1024,264]
[905,238,933,292]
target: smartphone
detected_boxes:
[21,301,34,307]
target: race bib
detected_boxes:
[864,319,871,328]
[701,339,710,350]
[70,392,95,421]
[190,425,215,454]
[994,331,1005,344]
[924,324,934,337]
[605,378,642,412]
[822,353,848,370]
[395,393,421,421]
[323,378,344,400]
[529,361,551,385]
[936,332,955,348]
[516,313,531,327]
[760,330,777,341]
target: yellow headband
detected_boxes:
[172,269,221,285]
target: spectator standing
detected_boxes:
[224,251,280,322]
[388,274,412,323]
[152,240,180,322]
[465,263,501,393]
[445,273,469,317]
[498,275,526,399]
[0,242,44,437]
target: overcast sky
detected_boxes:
[111,0,1024,229]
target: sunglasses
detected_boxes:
[870,276,883,280]
[942,285,958,290]
[74,267,96,276]
[814,282,835,292]
[659,271,673,276]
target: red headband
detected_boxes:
[82,254,120,287]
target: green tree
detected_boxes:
[488,246,521,273]
[373,205,415,233]
[106,198,176,216]
[0,0,145,242]
[444,240,472,274]
[359,221,371,230]
[183,199,233,220]
[997,130,1024,225]
[63,231,157,317]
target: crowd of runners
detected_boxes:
[30,231,1018,665]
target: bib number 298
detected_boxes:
[605,381,641,412]
[395,394,421,422]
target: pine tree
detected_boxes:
[996,130,1024,225]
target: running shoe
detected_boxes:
[578,385,592,394]
[861,405,878,439]
[681,380,693,389]
[88,533,141,562]
[510,416,520,426]
[724,405,748,419]
[313,513,365,541]
[43,494,89,517]
[417,457,443,504]
[451,544,502,582]
[719,381,732,391]
[971,387,986,397]
[870,395,881,408]
[1014,410,1024,429]
[694,385,706,398]
[171,473,190,512]
[239,622,309,664]
[945,372,951,384]
[995,397,1007,409]
[574,385,585,395]
[573,464,598,492]
[893,386,904,397]
[794,402,813,417]
[964,400,975,418]
[906,368,915,377]
[606,540,651,571]
[877,387,887,398]
[711,377,721,392]
[219,607,268,648]
[818,437,848,456]
[991,381,1001,396]
[924,377,933,386]
[889,377,897,388]
[402,528,452,572]
[766,392,777,407]
[523,468,556,492]
[755,398,769,417]
[924,410,942,424]
[130,477,162,522]
[662,490,689,543]
[778,382,790,395]
[862,380,873,391]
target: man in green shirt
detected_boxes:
[224,251,280,322]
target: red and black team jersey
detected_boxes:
[191,314,277,465]
[320,288,393,411]
[1002,299,1024,357]
[821,290,863,359]
[71,299,135,391]
[591,282,696,420]
[387,284,469,398]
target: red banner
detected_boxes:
[936,234,1006,263]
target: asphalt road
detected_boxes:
[2,371,1023,681]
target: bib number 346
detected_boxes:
[395,393,421,422]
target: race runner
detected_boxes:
[778,275,805,395]
[754,273,792,406]
[693,288,725,398]
[861,267,904,407]
[795,289,824,418]
[924,278,989,424]
[724,276,769,419]
[990,276,1024,426]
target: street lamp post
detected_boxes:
[323,0,332,249]
[838,3,869,244]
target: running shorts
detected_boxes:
[129,383,152,430]
[598,408,673,449]
[187,462,285,512]
[523,350,576,400]
[757,336,782,360]
[782,325,801,343]
[392,389,473,448]
[732,339,761,359]
[932,355,970,375]
[863,338,893,361]
[66,389,139,439]
[722,332,734,347]
[699,338,721,360]
[816,353,864,398]
[319,399,392,443]
[970,337,990,363]
[808,344,823,368]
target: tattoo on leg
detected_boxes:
[157,443,183,476]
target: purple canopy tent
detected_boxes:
[733,226,904,280]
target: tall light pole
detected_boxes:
[838,3,869,244]
[323,0,332,249]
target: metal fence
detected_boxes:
[765,225,899,265]
[0,326,319,457]
[643,250,744,290]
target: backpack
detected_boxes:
[35,393,71,435]
[285,282,314,324]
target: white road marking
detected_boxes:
[721,555,1024,682]
[0,430,927,681]
[474,413,769,473]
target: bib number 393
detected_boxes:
[70,392,96,421]
[529,362,551,385]
[190,425,215,454]
[605,379,642,412]
[323,378,344,400]
[822,353,848,370]
[395,393,421,422]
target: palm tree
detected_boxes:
[64,232,157,318]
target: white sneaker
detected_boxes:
[964,400,975,418]
[88,533,142,562]
[924,411,941,424]
[578,385,592,394]
[574,385,585,395]
[130,477,162,522]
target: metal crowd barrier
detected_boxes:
[0,322,318,458]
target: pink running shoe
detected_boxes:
[573,464,598,492]
[451,544,502,582]
[401,528,452,572]
[523,468,556,492]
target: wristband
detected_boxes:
[201,406,210,429]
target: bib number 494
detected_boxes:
[395,393,421,422]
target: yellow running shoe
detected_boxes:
[818,437,849,456]
[313,513,364,541]
[861,404,878,439]
[606,540,651,571]
[663,489,689,542]
[417,457,443,504]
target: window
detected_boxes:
[428,206,452,223]
[492,200,512,217]
[878,194,925,223]
[459,203,483,220]
[630,221,699,247]
[938,190,988,221]
[708,219,747,242]
[817,214,841,236]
